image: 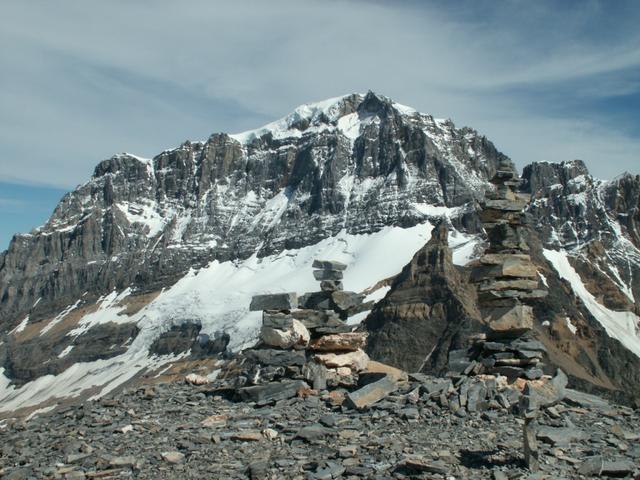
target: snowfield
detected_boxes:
[0,222,480,413]
[544,248,640,358]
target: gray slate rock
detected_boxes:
[237,380,308,403]
[312,260,348,271]
[346,374,398,409]
[250,292,298,311]
[312,270,344,281]
[243,349,306,367]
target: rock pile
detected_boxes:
[427,161,576,478]
[230,260,387,407]
[464,160,549,381]
[3,376,638,479]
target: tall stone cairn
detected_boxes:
[468,159,549,381]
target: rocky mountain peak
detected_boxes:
[1,92,639,417]
[521,160,590,199]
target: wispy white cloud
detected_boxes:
[0,0,638,187]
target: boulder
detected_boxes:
[362,360,408,382]
[294,424,336,442]
[292,309,343,329]
[314,349,369,371]
[500,256,538,278]
[448,349,472,374]
[249,292,298,311]
[162,451,185,464]
[303,361,328,390]
[478,279,540,292]
[486,303,533,335]
[260,319,310,349]
[298,291,333,310]
[509,338,546,352]
[563,388,611,410]
[522,369,567,408]
[536,426,586,446]
[331,291,364,311]
[480,289,548,301]
[309,332,367,352]
[313,325,354,335]
[601,460,636,477]
[320,280,343,292]
[482,198,527,212]
[312,259,348,271]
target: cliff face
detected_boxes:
[523,160,640,308]
[0,92,505,329]
[363,161,640,405]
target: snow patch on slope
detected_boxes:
[117,201,166,238]
[10,316,29,335]
[68,288,133,337]
[0,222,452,411]
[1,221,480,412]
[230,94,361,144]
[0,352,185,413]
[544,248,640,357]
[40,300,82,335]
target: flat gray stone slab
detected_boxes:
[237,380,308,404]
[249,292,297,311]
[313,269,344,281]
[312,259,348,271]
[345,374,397,409]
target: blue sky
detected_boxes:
[1,0,639,250]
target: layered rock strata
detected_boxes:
[362,221,483,374]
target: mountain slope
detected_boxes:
[0,92,639,414]
[0,92,497,413]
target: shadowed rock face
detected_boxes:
[0,322,139,385]
[148,322,230,357]
[0,92,507,331]
[362,221,482,374]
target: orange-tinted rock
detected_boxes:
[314,349,369,372]
[362,360,408,382]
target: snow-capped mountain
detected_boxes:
[1,91,639,415]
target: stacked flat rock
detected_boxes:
[234,260,375,405]
[466,161,550,381]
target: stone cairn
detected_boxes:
[462,160,556,472]
[464,159,549,382]
[228,260,405,409]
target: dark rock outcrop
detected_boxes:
[148,322,229,357]
[362,221,482,373]
[1,322,139,385]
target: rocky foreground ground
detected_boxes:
[1,378,638,480]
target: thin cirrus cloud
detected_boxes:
[0,0,639,191]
